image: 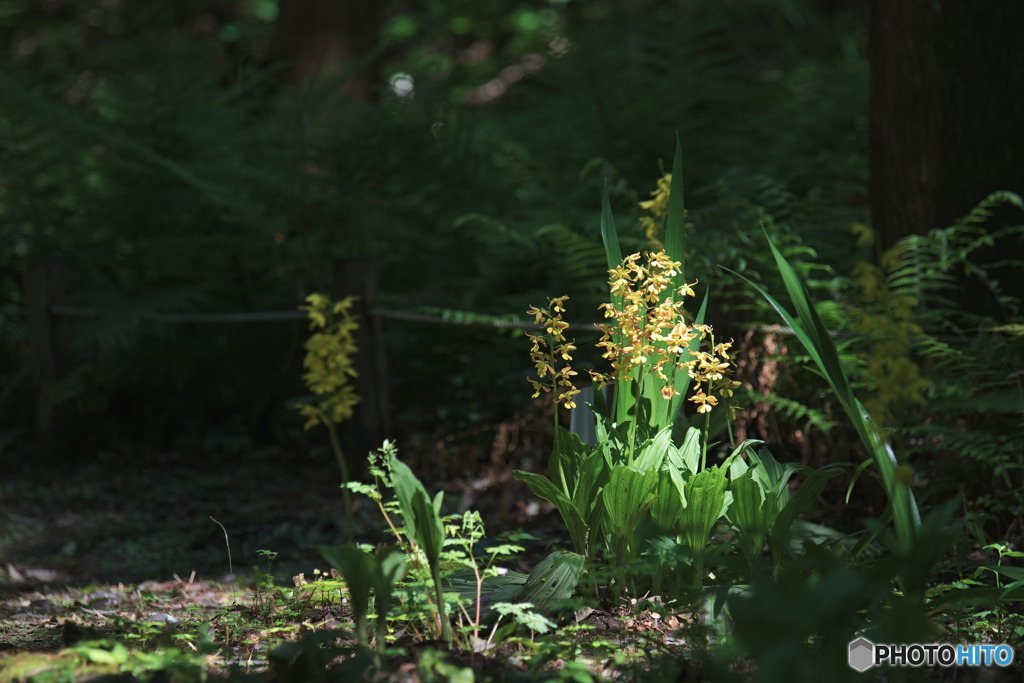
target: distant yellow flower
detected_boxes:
[849,251,932,424]
[526,297,582,410]
[297,293,361,429]
[851,222,874,248]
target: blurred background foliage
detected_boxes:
[1,0,1020,542]
[0,0,886,453]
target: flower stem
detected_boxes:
[552,405,570,497]
[326,422,354,544]
[700,409,710,472]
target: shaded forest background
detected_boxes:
[1,0,1021,500]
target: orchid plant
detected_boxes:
[296,292,361,542]
[515,137,916,603]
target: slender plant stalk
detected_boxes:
[627,380,640,466]
[210,516,233,577]
[552,406,570,497]
[326,422,354,544]
[700,411,711,472]
[430,565,452,642]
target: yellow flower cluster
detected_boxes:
[596,250,739,414]
[526,296,580,410]
[638,172,690,250]
[297,293,361,429]
[639,173,672,245]
[689,338,741,418]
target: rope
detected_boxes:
[49,303,604,332]
[51,305,306,323]
[369,308,603,333]
[49,304,1000,342]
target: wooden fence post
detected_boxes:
[333,257,393,464]
[23,260,67,460]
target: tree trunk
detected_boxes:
[868,1,1024,317]
[270,0,382,100]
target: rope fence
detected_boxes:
[50,303,605,332]
[22,257,610,460]
[48,302,810,337]
[21,256,980,459]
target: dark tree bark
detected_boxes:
[868,1,1024,317]
[270,0,382,100]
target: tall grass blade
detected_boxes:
[722,229,920,550]
[663,133,687,282]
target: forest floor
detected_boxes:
[0,404,714,681]
[0,401,1012,681]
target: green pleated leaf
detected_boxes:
[650,467,685,535]
[748,447,792,502]
[679,465,728,558]
[514,470,589,556]
[517,550,586,613]
[633,425,673,472]
[726,473,770,562]
[442,569,529,622]
[721,439,765,470]
[572,448,608,527]
[673,426,702,474]
[552,426,592,497]
[604,465,660,562]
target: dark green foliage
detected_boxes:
[0,0,885,465]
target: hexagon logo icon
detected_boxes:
[848,637,875,672]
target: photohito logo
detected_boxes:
[848,637,1015,672]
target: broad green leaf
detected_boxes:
[748,447,792,497]
[514,470,589,555]
[572,448,608,525]
[411,490,444,564]
[390,457,428,542]
[726,474,771,562]
[650,467,685,535]
[674,426,702,474]
[926,585,1024,612]
[721,439,764,470]
[729,456,749,480]
[770,466,845,557]
[982,565,1024,582]
[679,465,728,558]
[518,550,586,612]
[443,569,528,621]
[552,426,591,496]
[634,425,673,472]
[386,455,444,569]
[604,465,660,562]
